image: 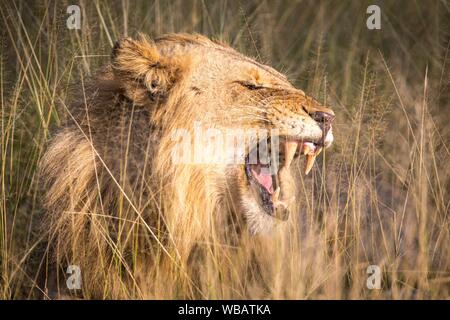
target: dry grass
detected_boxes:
[0,0,449,299]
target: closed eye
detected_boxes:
[235,81,266,90]
[302,105,310,116]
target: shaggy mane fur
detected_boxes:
[40,34,249,298]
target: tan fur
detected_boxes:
[40,33,334,298]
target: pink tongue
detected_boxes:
[251,165,273,194]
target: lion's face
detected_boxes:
[112,34,335,234]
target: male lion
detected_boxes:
[39,33,335,298]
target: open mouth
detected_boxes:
[244,138,323,220]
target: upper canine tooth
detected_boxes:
[315,147,322,156]
[303,143,311,155]
[304,154,317,175]
[284,141,298,168]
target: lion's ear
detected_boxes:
[111,35,185,104]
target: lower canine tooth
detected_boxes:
[304,154,317,175]
[272,187,280,202]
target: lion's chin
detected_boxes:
[241,202,277,235]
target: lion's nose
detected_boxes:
[311,111,335,125]
[311,111,334,140]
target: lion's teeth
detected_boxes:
[315,147,322,156]
[304,154,317,175]
[272,186,280,202]
[284,141,298,168]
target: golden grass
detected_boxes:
[0,0,449,299]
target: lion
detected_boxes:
[39,33,335,299]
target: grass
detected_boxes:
[0,0,449,299]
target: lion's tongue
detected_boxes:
[250,165,273,194]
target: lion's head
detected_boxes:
[40,33,335,297]
[110,34,334,233]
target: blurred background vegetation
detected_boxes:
[0,0,449,299]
